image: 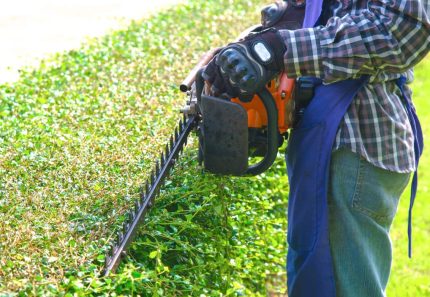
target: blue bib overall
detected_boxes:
[285,1,424,296]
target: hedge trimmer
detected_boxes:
[103,25,313,276]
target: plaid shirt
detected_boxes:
[279,0,430,173]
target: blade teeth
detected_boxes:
[145,182,150,196]
[105,253,110,268]
[161,153,165,166]
[128,211,134,222]
[179,120,183,132]
[123,221,128,234]
[117,231,123,245]
[140,187,145,202]
[156,161,160,175]
[134,200,139,213]
[112,245,117,255]
[105,119,186,270]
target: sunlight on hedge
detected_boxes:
[0,1,429,296]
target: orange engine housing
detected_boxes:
[231,73,295,134]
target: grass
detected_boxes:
[0,0,428,296]
[387,55,430,297]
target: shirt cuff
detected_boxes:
[279,28,323,79]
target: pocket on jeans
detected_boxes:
[351,158,410,224]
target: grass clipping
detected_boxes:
[0,0,290,295]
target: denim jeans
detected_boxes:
[328,148,410,297]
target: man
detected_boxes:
[202,0,430,296]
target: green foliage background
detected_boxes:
[0,0,428,296]
[388,55,430,297]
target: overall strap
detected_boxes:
[286,77,368,297]
[396,76,424,257]
[303,0,324,28]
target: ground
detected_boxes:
[0,0,182,83]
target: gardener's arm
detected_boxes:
[280,0,430,82]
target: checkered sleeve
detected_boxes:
[278,0,430,83]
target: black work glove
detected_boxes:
[202,28,286,101]
[261,0,305,30]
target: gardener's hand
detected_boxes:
[261,0,305,30]
[202,28,286,101]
